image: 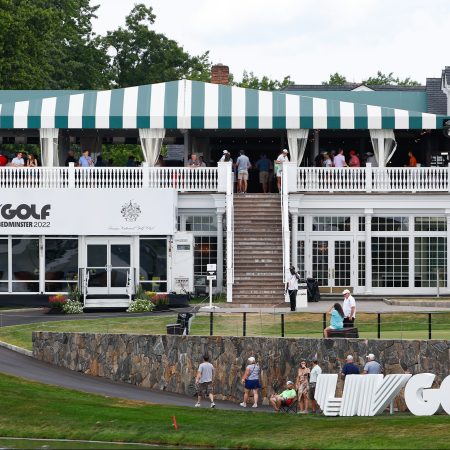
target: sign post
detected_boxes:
[200,264,220,311]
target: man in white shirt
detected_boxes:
[275,149,289,192]
[195,354,215,408]
[11,152,25,167]
[309,359,322,413]
[333,148,347,168]
[342,288,356,328]
[285,266,299,311]
[219,150,230,162]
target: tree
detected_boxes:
[104,4,211,87]
[362,71,420,86]
[230,71,294,90]
[322,72,348,86]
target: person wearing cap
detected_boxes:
[363,353,382,375]
[341,355,360,379]
[308,359,322,413]
[342,289,356,328]
[365,151,377,167]
[275,149,289,192]
[219,149,230,163]
[240,356,260,408]
[269,380,297,412]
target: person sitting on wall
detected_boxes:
[269,380,297,411]
[323,303,345,337]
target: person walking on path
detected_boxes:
[235,149,251,194]
[286,266,300,312]
[275,149,289,192]
[323,303,345,337]
[308,359,322,414]
[296,360,310,414]
[240,356,260,408]
[363,353,383,374]
[342,289,356,328]
[341,355,360,378]
[195,354,216,408]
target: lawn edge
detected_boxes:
[0,340,32,357]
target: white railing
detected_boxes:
[296,165,450,193]
[0,165,221,191]
[226,163,234,303]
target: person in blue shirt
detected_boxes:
[323,303,345,337]
[341,355,360,378]
[255,154,272,193]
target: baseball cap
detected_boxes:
[342,289,351,295]
[286,380,294,385]
[282,148,288,153]
[366,353,375,360]
[222,149,229,154]
[248,356,255,363]
[346,355,353,361]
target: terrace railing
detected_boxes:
[0,164,221,192]
[296,164,450,193]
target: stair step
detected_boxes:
[84,298,131,308]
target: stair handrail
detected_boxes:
[126,269,133,303]
[83,269,90,306]
[281,162,291,285]
[226,162,234,303]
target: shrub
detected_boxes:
[127,299,154,313]
[67,285,82,302]
[62,299,84,314]
[48,294,67,309]
[152,293,168,307]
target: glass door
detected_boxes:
[86,238,131,295]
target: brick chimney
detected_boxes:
[211,64,229,85]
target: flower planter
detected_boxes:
[46,307,65,315]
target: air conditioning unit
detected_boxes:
[171,232,194,294]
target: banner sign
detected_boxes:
[316,373,450,416]
[0,189,177,235]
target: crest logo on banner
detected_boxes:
[120,200,141,222]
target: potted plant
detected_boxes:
[47,294,67,314]
[152,293,169,311]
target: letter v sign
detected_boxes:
[315,374,412,416]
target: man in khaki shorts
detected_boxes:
[255,154,271,193]
[235,149,251,194]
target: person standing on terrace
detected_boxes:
[408,151,417,167]
[64,149,78,166]
[26,154,38,167]
[275,148,289,192]
[187,153,200,168]
[79,149,94,168]
[333,148,347,168]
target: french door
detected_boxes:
[85,238,132,295]
[311,239,352,291]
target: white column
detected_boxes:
[216,211,224,293]
[39,128,59,166]
[365,213,373,294]
[291,213,298,268]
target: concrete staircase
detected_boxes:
[232,194,285,306]
[84,295,131,310]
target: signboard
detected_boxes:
[207,264,217,272]
[0,188,177,235]
[166,144,185,161]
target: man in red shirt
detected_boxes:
[0,152,7,166]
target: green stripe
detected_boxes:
[218,85,232,129]
[354,103,368,129]
[55,94,70,128]
[327,99,340,129]
[381,107,395,129]
[272,92,286,129]
[82,92,97,128]
[409,110,422,129]
[27,98,42,128]
[299,96,313,129]
[191,81,205,129]
[164,81,178,129]
[245,89,259,129]
[137,85,151,128]
[0,101,14,128]
[109,88,124,128]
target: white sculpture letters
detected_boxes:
[315,373,450,416]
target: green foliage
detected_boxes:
[101,144,143,167]
[230,71,294,90]
[322,72,348,86]
[363,71,420,86]
[67,285,82,303]
[62,299,84,315]
[126,299,154,313]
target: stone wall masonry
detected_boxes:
[32,332,450,407]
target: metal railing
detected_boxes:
[296,165,450,193]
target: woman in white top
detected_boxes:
[275,149,289,192]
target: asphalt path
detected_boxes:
[0,346,271,412]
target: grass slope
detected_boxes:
[0,372,450,449]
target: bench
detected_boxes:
[328,327,359,338]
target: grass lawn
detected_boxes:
[0,311,449,351]
[1,372,450,449]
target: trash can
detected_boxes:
[166,323,183,335]
[306,278,320,302]
[177,312,193,335]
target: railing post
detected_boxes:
[217,162,230,193]
[322,313,326,333]
[377,313,381,339]
[428,313,432,340]
[68,162,75,188]
[142,161,150,188]
[365,163,372,193]
[243,312,246,337]
[281,314,285,337]
[210,312,214,336]
[447,163,450,193]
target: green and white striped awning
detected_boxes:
[0,80,447,130]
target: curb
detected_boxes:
[0,340,32,357]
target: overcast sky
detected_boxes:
[92,0,449,85]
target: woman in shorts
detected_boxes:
[240,356,260,408]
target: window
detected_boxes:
[298,217,305,232]
[186,216,217,232]
[372,217,408,232]
[415,237,447,287]
[358,217,365,232]
[297,241,305,279]
[414,217,447,232]
[194,236,217,287]
[0,239,7,292]
[372,237,409,287]
[12,239,40,292]
[358,241,365,286]
[312,217,351,232]
[139,239,167,292]
[45,239,78,292]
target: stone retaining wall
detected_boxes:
[32,332,450,406]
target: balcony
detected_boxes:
[294,166,450,193]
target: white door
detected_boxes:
[311,239,352,292]
[85,238,132,295]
